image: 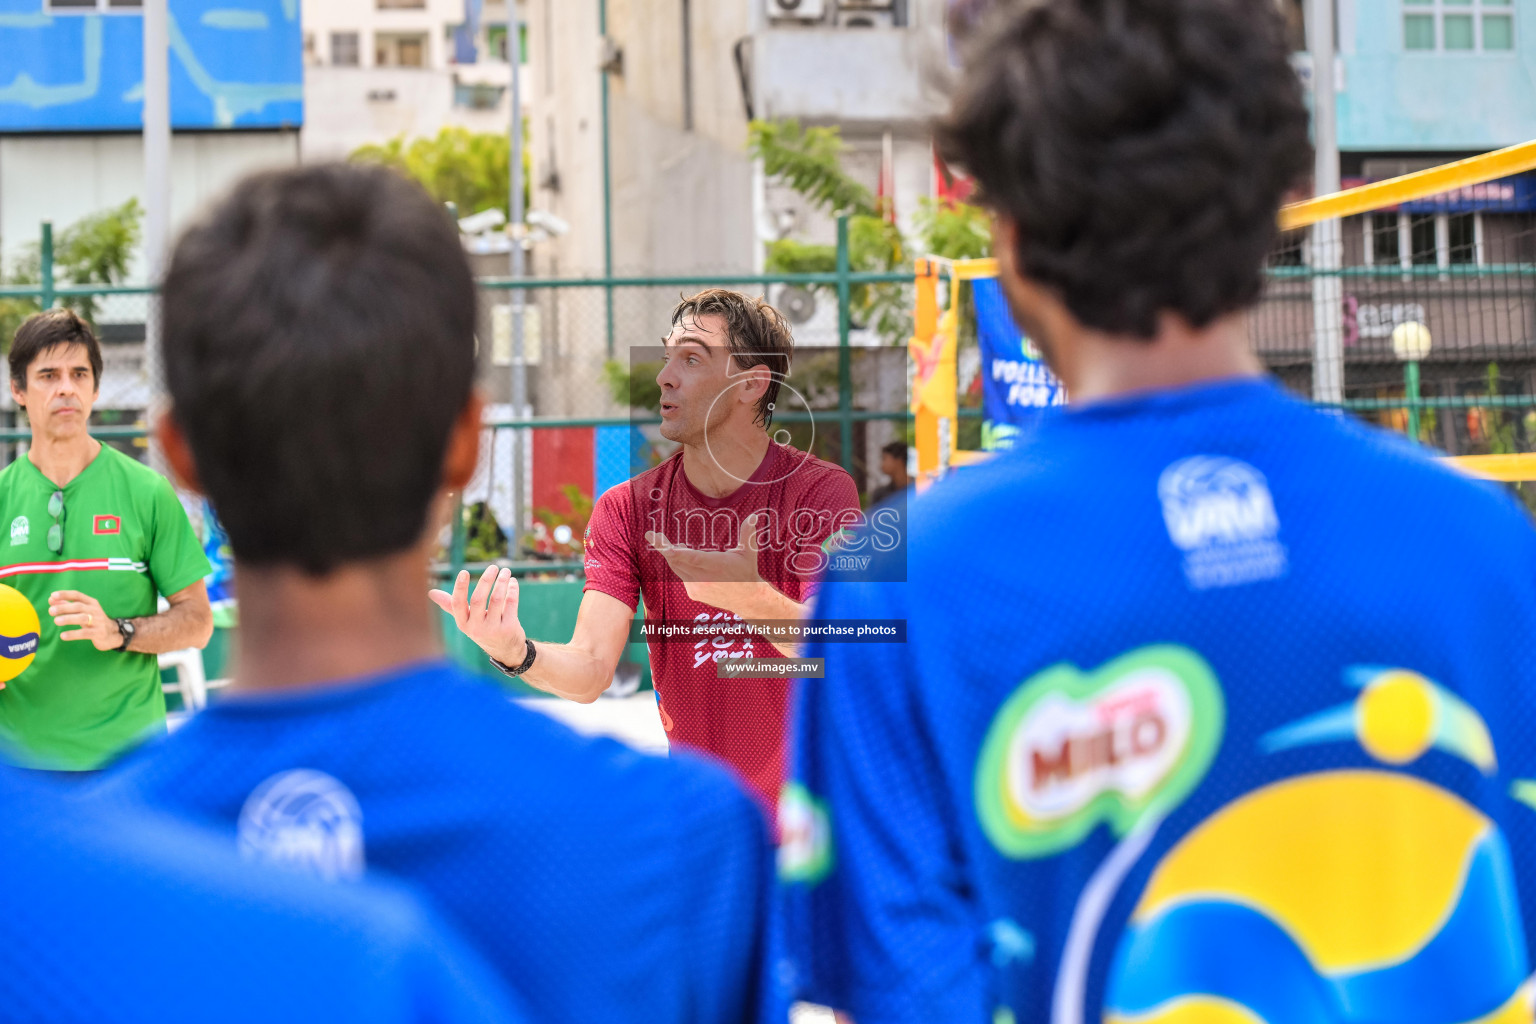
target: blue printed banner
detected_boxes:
[973,276,1064,451]
[0,0,303,131]
[1400,173,1536,214]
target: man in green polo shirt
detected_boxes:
[1,309,212,770]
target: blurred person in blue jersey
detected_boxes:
[95,164,769,1024]
[778,1,1536,1022]
[5,767,527,1023]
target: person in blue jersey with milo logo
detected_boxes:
[1,309,212,771]
[778,0,1536,1022]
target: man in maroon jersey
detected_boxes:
[432,289,861,808]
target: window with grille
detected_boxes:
[46,0,142,9]
[1404,0,1514,51]
[331,31,361,67]
[1363,211,1483,268]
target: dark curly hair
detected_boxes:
[163,164,476,575]
[937,0,1312,338]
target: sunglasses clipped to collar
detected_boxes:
[47,490,65,554]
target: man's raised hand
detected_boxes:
[428,565,528,665]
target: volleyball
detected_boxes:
[0,583,41,684]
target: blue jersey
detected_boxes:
[5,767,526,1024]
[780,378,1536,1024]
[98,660,769,1024]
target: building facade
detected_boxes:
[523,0,950,430]
[0,0,303,423]
[299,0,528,163]
[1253,0,1536,454]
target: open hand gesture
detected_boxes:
[429,566,529,666]
[645,513,767,612]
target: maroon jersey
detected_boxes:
[582,442,860,808]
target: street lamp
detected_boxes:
[1391,320,1433,442]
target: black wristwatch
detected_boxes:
[113,617,136,652]
[490,639,537,678]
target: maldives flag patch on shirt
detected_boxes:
[93,515,121,535]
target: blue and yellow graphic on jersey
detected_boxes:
[1262,667,1496,773]
[1101,665,1527,1024]
[1105,771,1531,1024]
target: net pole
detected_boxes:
[142,0,171,470]
[1307,0,1344,405]
[510,9,529,548]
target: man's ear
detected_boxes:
[156,410,204,493]
[740,363,771,406]
[443,391,484,491]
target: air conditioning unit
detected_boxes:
[839,9,897,27]
[767,0,826,22]
[838,0,895,8]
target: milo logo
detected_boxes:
[0,633,38,659]
[975,645,1224,859]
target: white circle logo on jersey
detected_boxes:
[237,769,365,882]
[1157,455,1287,589]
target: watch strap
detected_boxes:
[113,618,134,652]
[490,639,537,678]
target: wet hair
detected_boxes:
[669,289,795,428]
[9,308,102,392]
[937,0,1312,337]
[162,163,477,575]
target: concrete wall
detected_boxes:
[300,0,527,162]
[526,0,759,417]
[0,130,299,278]
[754,25,948,127]
[1337,0,1536,149]
[523,0,959,416]
[530,0,755,279]
[302,64,522,163]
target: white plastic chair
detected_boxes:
[159,648,209,713]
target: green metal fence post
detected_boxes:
[40,221,54,310]
[441,201,468,580]
[835,214,854,475]
[1405,359,1422,442]
[449,493,468,581]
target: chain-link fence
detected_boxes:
[5,181,1536,575]
[456,267,914,575]
[1254,164,1536,469]
[0,232,918,586]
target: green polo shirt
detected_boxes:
[0,445,211,770]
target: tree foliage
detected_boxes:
[0,198,143,352]
[351,125,526,217]
[748,119,879,220]
[748,118,994,347]
[913,197,992,261]
[602,357,664,412]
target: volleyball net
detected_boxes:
[1263,139,1536,482]
[914,139,1536,491]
